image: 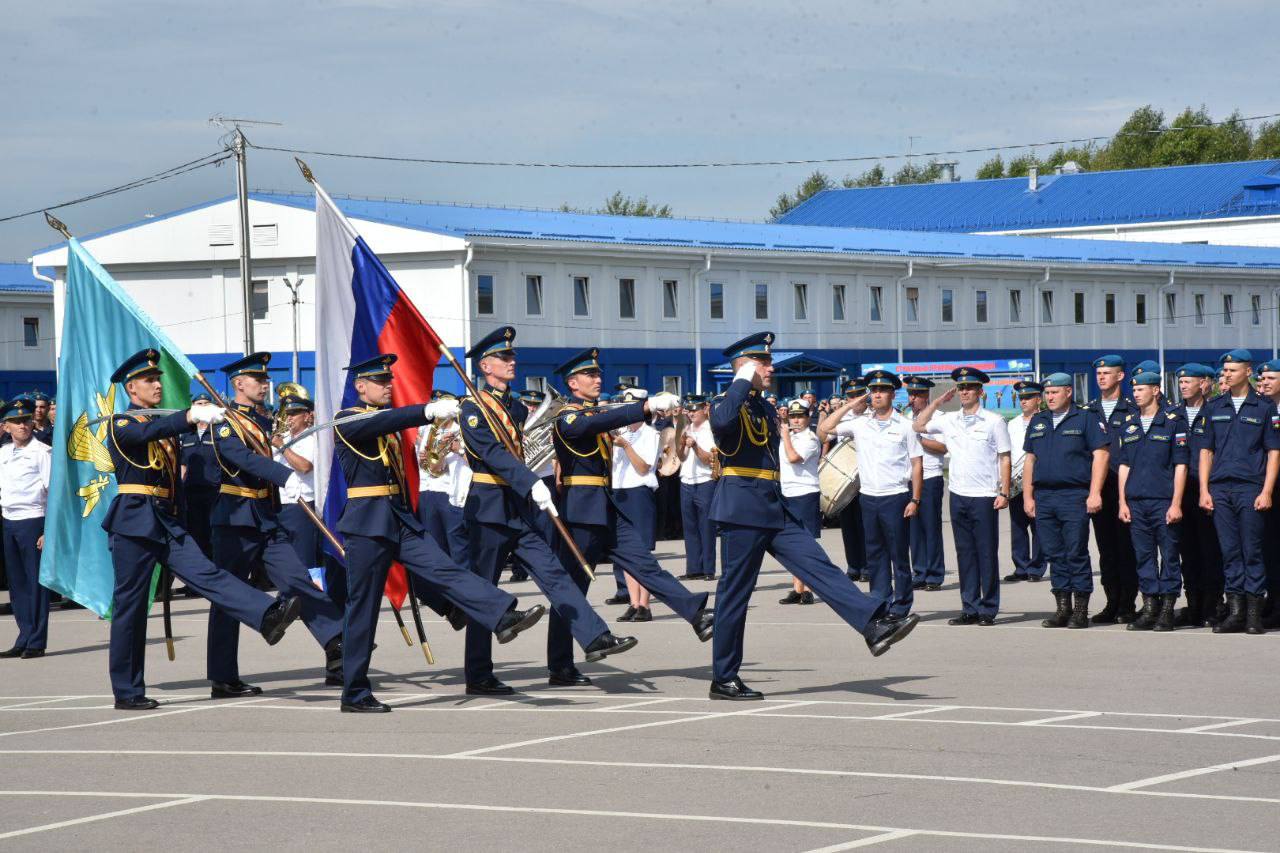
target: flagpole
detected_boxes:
[233,128,255,356]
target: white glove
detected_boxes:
[424,398,459,422]
[190,403,227,425]
[284,472,302,494]
[734,362,758,383]
[530,479,556,513]
[648,392,680,414]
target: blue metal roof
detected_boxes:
[0,263,53,294]
[777,159,1280,232]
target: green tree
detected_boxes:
[1149,107,1251,166]
[842,164,886,188]
[770,170,836,219]
[975,155,1005,180]
[560,192,673,218]
[891,159,945,185]
[1092,105,1164,170]
[1252,120,1280,159]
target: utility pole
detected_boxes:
[283,276,303,382]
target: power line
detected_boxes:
[248,112,1280,170]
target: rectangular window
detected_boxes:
[476,274,495,316]
[1165,291,1176,325]
[1223,293,1234,326]
[941,288,954,323]
[573,276,590,317]
[1105,293,1116,324]
[1041,290,1054,323]
[1073,292,1085,324]
[793,282,808,321]
[709,282,724,320]
[251,279,269,320]
[662,279,679,319]
[905,286,920,323]
[22,317,38,348]
[754,283,769,320]
[525,274,543,316]
[1135,293,1147,325]
[662,375,682,396]
[618,278,636,319]
[1009,289,1022,324]
[832,284,846,321]
[1252,294,1262,326]
[1194,293,1206,326]
[617,374,640,388]
[869,285,883,322]
[525,376,547,392]
[975,290,988,324]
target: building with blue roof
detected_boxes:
[0,263,56,399]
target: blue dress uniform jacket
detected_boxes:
[210,403,292,530]
[708,378,792,529]
[553,399,646,526]
[459,389,539,528]
[333,404,429,538]
[103,408,200,539]
[1084,396,1138,473]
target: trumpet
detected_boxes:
[419,423,457,477]
[273,381,310,438]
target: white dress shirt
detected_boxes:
[924,408,1012,498]
[416,426,472,508]
[910,408,946,480]
[1007,413,1034,471]
[835,410,922,496]
[780,427,820,497]
[273,433,316,505]
[0,439,51,520]
[613,423,661,491]
[679,420,716,485]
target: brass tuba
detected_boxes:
[273,382,310,437]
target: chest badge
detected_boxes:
[1126,424,1138,434]
[1034,422,1045,431]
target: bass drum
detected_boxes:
[819,439,860,517]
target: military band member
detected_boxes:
[333,352,546,711]
[904,376,947,590]
[1197,349,1280,635]
[711,334,916,700]
[102,349,303,710]
[820,370,923,620]
[0,398,51,659]
[835,379,868,582]
[1169,364,1223,626]
[610,387,666,621]
[914,367,1012,625]
[778,398,821,605]
[415,391,471,570]
[1084,355,1140,623]
[272,394,322,586]
[1024,373,1109,629]
[1004,381,1046,582]
[510,388,553,584]
[460,329,637,696]
[1116,371,1187,632]
[678,394,718,581]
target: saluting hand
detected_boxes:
[937,387,957,406]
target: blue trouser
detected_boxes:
[680,480,717,577]
[1008,493,1045,578]
[510,474,556,580]
[611,487,657,598]
[465,519,610,684]
[838,497,866,574]
[714,518,886,682]
[1035,487,1093,593]
[860,492,913,616]
[1128,497,1183,595]
[951,494,999,617]
[108,530,273,702]
[1209,481,1268,596]
[909,476,945,584]
[279,503,320,572]
[4,517,48,651]
[418,491,470,570]
[783,492,821,537]
[343,525,515,704]
[208,524,344,683]
[1179,479,1223,600]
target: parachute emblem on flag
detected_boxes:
[67,384,118,517]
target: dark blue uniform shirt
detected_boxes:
[1084,396,1138,473]
[1023,405,1110,490]
[1196,390,1280,486]
[1119,408,1189,500]
[179,428,219,489]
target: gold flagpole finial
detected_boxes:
[295,157,316,184]
[44,211,72,239]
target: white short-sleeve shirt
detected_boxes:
[780,427,820,497]
[924,408,1012,498]
[0,439,51,520]
[835,410,922,496]
[910,408,946,480]
[679,420,716,485]
[613,423,661,491]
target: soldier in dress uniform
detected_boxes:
[709,333,916,701]
[677,393,718,582]
[834,379,868,582]
[178,391,219,562]
[459,329,637,696]
[1197,349,1280,635]
[1084,355,1140,624]
[332,352,547,712]
[1023,373,1110,630]
[101,349,303,710]
[0,398,51,659]
[1170,364,1224,626]
[547,348,710,685]
[904,376,947,591]
[1004,381,1046,583]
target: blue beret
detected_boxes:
[863,369,902,390]
[1174,363,1208,379]
[951,366,990,385]
[903,376,935,392]
[1220,348,1253,365]
[1257,359,1280,374]
[1131,372,1161,386]
[722,331,774,360]
[466,326,516,361]
[31,391,50,403]
[1133,360,1160,376]
[220,351,272,379]
[345,353,397,379]
[1042,372,1073,388]
[1092,354,1125,369]
[1013,380,1043,396]
[111,348,163,384]
[0,398,35,421]
[555,347,601,378]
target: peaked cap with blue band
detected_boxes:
[555,347,602,378]
[345,353,397,380]
[220,351,272,379]
[466,326,516,361]
[1,398,35,421]
[722,331,774,360]
[903,376,934,392]
[951,366,990,385]
[111,348,163,384]
[1013,380,1043,396]
[863,369,901,390]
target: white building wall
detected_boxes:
[986,215,1280,248]
[0,294,55,372]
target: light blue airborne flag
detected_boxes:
[40,239,197,617]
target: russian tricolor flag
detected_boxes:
[313,183,444,606]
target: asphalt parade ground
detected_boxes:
[2,521,1279,852]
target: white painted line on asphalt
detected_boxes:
[803,831,919,851]
[0,789,1267,852]
[0,698,91,711]
[1020,712,1104,725]
[1108,753,1280,792]
[0,696,275,739]
[1177,719,1261,733]
[0,795,208,840]
[863,706,958,720]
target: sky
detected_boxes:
[2,0,1277,259]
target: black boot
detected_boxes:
[1153,595,1177,632]
[1245,594,1266,635]
[1126,594,1158,631]
[1212,594,1245,634]
[1090,598,1118,625]
[1067,592,1090,629]
[1175,591,1202,627]
[1041,591,1071,628]
[1206,593,1227,628]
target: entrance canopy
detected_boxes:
[710,351,847,397]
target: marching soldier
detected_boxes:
[835,378,868,582]
[1197,349,1280,635]
[1117,371,1188,632]
[1084,355,1140,623]
[102,349,303,710]
[1023,373,1109,630]
[459,329,637,696]
[1170,364,1224,626]
[332,352,547,712]
[1004,381,1046,582]
[778,398,821,605]
[677,394,718,582]
[0,398,51,659]
[710,333,916,700]
[904,377,947,591]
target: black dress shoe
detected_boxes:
[260,595,302,645]
[114,696,159,711]
[633,606,652,622]
[1003,573,1025,583]
[678,573,703,581]
[692,609,715,642]
[779,590,802,605]
[1026,575,1043,583]
[19,648,44,659]
[508,571,529,582]
[924,584,942,592]
[701,575,717,582]
[341,696,391,713]
[325,638,343,676]
[604,593,632,605]
[799,591,814,605]
[709,677,763,700]
[584,632,638,663]
[0,603,12,616]
[947,613,979,626]
[495,604,547,644]
[466,676,515,696]
[865,613,920,657]
[446,606,469,631]
[211,680,264,699]
[977,615,995,626]
[617,606,637,622]
[847,571,863,582]
[548,667,592,687]
[0,646,24,658]
[325,674,343,687]
[911,580,927,590]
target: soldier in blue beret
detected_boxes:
[1023,372,1110,629]
[1004,381,1046,583]
[902,376,946,591]
[1257,360,1280,626]
[1084,354,1140,623]
[0,398,51,659]
[1168,364,1224,626]
[28,391,53,446]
